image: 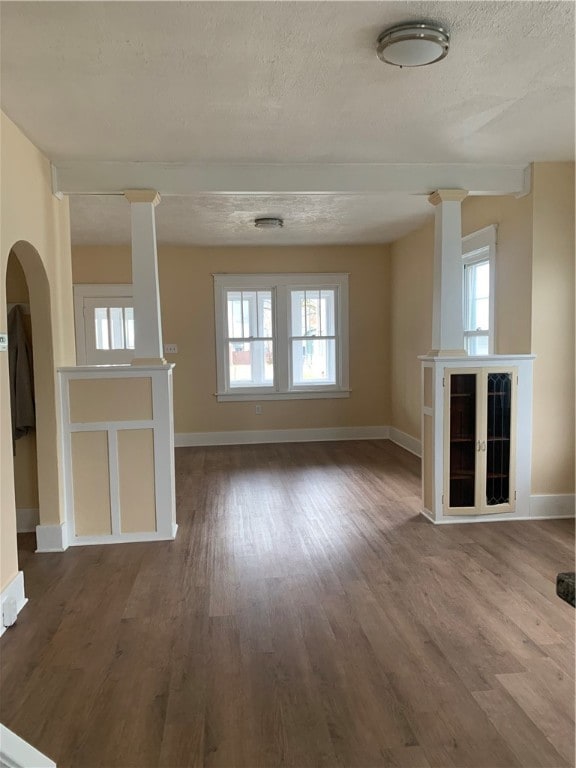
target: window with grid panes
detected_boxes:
[462,226,496,355]
[73,285,135,365]
[213,274,349,400]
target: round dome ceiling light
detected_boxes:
[254,217,284,229]
[376,22,450,68]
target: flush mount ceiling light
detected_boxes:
[254,217,284,229]
[376,22,450,67]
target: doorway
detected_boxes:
[5,250,39,548]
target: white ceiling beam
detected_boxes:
[52,161,531,198]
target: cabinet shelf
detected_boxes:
[450,436,475,443]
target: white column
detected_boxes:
[428,189,468,356]
[124,189,165,365]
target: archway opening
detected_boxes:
[6,250,38,551]
[4,240,60,559]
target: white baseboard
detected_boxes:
[530,494,575,519]
[421,495,575,525]
[0,724,56,767]
[16,508,39,534]
[0,571,27,638]
[35,523,69,553]
[427,513,533,525]
[175,425,390,447]
[69,524,178,548]
[388,428,422,457]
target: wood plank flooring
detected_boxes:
[1,440,574,768]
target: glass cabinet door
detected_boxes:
[485,372,512,506]
[448,373,477,508]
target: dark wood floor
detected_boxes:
[1,440,574,768]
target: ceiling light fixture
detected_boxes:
[376,22,450,68]
[254,217,284,229]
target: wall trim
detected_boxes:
[0,724,56,768]
[388,428,422,457]
[69,523,178,548]
[16,508,39,533]
[530,494,575,519]
[175,426,390,447]
[35,523,69,553]
[421,494,575,524]
[0,571,27,638]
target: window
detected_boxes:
[462,225,496,355]
[226,289,274,388]
[214,274,349,400]
[74,284,135,364]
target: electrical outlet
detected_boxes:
[164,343,178,354]
[255,405,262,415]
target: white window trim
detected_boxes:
[213,273,350,402]
[462,225,496,355]
[73,283,134,364]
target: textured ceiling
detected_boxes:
[1,1,574,245]
[70,192,432,246]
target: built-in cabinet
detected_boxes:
[420,355,534,524]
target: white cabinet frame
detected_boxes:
[420,354,534,525]
[443,366,517,516]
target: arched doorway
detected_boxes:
[3,240,63,555]
[5,250,39,547]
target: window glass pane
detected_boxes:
[291,290,306,336]
[307,292,320,335]
[291,339,336,386]
[109,307,125,349]
[465,260,490,331]
[94,307,109,350]
[320,290,336,335]
[466,334,489,356]
[124,307,135,349]
[227,292,246,338]
[228,340,274,387]
[242,294,252,337]
[290,288,335,337]
[257,291,273,337]
[227,290,272,340]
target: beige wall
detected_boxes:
[531,163,575,495]
[390,193,535,442]
[68,377,152,423]
[389,219,434,439]
[1,112,74,591]
[5,254,39,511]
[6,252,30,302]
[73,244,392,433]
[71,431,112,536]
[462,194,533,354]
[118,429,156,533]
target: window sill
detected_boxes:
[215,389,351,402]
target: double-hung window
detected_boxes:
[225,288,274,390]
[214,274,349,400]
[74,284,135,364]
[462,225,496,355]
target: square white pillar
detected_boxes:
[428,189,468,356]
[124,189,165,365]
